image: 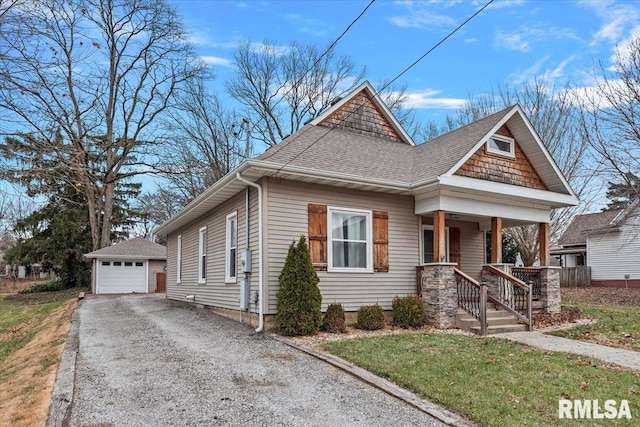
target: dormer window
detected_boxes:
[487,135,515,158]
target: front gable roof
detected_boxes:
[84,237,166,260]
[155,85,580,236]
[310,81,415,146]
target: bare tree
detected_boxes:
[0,0,206,250]
[158,77,245,204]
[575,37,640,203]
[226,40,367,148]
[454,77,593,265]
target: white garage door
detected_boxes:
[97,259,147,294]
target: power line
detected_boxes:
[262,0,376,120]
[273,0,495,176]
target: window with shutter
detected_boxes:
[308,204,327,271]
[373,210,389,272]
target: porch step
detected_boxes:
[456,308,527,335]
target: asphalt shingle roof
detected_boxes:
[557,210,622,246]
[84,237,166,259]
[256,107,513,185]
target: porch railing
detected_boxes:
[454,268,487,336]
[510,267,542,300]
[485,265,532,331]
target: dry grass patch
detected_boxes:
[0,289,80,427]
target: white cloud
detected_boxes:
[494,25,580,52]
[473,0,526,9]
[549,55,577,80]
[509,56,549,85]
[464,37,478,44]
[389,1,457,29]
[397,89,466,109]
[284,13,328,37]
[495,31,529,52]
[200,56,233,67]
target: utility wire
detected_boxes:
[257,0,376,124]
[272,0,494,176]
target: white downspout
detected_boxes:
[236,172,264,333]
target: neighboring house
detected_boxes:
[553,202,640,287]
[84,237,167,294]
[154,81,579,332]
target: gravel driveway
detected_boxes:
[69,294,445,426]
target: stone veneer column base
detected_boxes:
[420,263,458,329]
[539,266,561,315]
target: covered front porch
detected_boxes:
[414,188,562,334]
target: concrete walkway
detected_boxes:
[493,331,640,370]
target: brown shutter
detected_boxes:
[373,210,389,272]
[308,204,327,271]
[449,227,461,268]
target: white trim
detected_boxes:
[176,235,182,284]
[486,134,515,158]
[420,225,449,264]
[225,211,238,284]
[198,226,207,284]
[327,206,373,273]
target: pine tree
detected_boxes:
[276,235,322,336]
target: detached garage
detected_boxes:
[84,237,167,294]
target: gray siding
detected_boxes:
[588,211,640,281]
[166,187,260,311]
[420,217,485,280]
[265,179,419,313]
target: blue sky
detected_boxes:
[170,0,640,125]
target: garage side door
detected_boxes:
[97,260,147,294]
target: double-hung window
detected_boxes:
[328,207,372,272]
[225,212,237,283]
[422,225,449,264]
[176,235,182,284]
[198,226,207,284]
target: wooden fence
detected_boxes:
[560,266,591,287]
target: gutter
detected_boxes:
[236,172,264,333]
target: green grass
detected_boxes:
[550,304,640,352]
[0,288,83,366]
[323,334,640,426]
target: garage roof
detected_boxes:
[84,237,166,260]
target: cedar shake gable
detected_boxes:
[310,81,414,145]
[454,124,548,190]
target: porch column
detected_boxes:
[491,217,502,264]
[539,222,549,267]
[433,210,446,263]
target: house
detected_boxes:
[0,233,15,276]
[553,201,640,287]
[84,237,167,294]
[154,81,579,332]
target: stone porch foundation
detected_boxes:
[420,263,458,328]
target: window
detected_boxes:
[176,235,182,284]
[124,261,133,267]
[101,261,110,266]
[422,225,449,264]
[486,134,515,158]
[114,261,122,266]
[135,262,143,267]
[328,207,372,272]
[198,226,207,284]
[225,212,237,283]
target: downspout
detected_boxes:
[236,172,264,333]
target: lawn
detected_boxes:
[0,287,83,427]
[323,333,640,426]
[550,288,640,352]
